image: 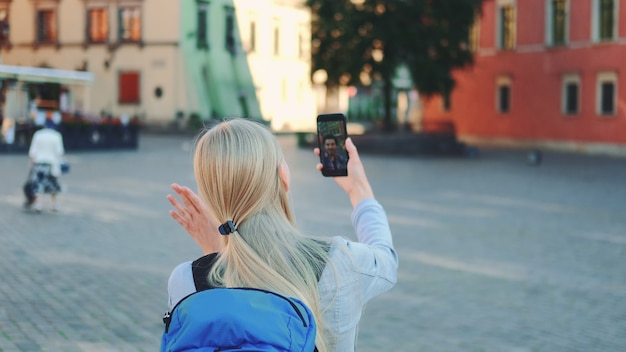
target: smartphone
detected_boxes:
[317,113,349,177]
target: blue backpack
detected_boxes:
[161,287,317,352]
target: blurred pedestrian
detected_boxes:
[24,117,65,212]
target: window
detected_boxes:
[593,0,618,41]
[119,71,140,104]
[0,7,9,44]
[281,79,287,102]
[600,82,615,114]
[87,8,108,43]
[225,7,236,55]
[197,3,208,49]
[547,0,567,46]
[496,76,512,113]
[497,1,516,50]
[596,72,617,116]
[36,9,57,43]
[249,20,256,53]
[498,85,510,112]
[273,27,280,56]
[469,14,480,53]
[599,0,615,40]
[296,24,308,59]
[562,74,580,115]
[118,6,141,42]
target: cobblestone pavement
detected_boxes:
[1,133,625,352]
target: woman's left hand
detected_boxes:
[167,183,224,254]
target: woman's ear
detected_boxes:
[278,160,290,192]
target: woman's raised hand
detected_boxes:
[167,183,224,254]
[314,138,374,207]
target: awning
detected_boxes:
[0,64,94,85]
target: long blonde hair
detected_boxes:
[194,118,330,351]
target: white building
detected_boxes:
[234,0,318,131]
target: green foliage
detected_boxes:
[307,0,483,96]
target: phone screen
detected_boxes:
[317,113,349,177]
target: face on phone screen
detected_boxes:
[317,115,349,177]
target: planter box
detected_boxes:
[0,123,140,154]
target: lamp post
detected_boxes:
[0,20,9,146]
[0,21,7,38]
[0,20,9,63]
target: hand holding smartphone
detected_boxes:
[317,113,349,177]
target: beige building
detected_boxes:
[0,0,318,131]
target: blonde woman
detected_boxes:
[166,118,398,351]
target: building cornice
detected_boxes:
[9,41,178,50]
[477,38,626,57]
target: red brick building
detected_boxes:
[422,0,626,156]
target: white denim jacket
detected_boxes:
[166,198,398,351]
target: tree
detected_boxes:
[307,0,483,130]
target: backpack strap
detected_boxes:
[191,253,219,291]
[163,253,218,332]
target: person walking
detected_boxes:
[165,118,398,351]
[25,117,65,212]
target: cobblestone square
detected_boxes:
[1,133,625,352]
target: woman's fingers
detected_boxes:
[171,184,200,214]
[168,210,187,227]
[344,138,359,160]
[313,148,322,171]
[168,186,200,232]
[167,193,188,217]
[168,184,224,254]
